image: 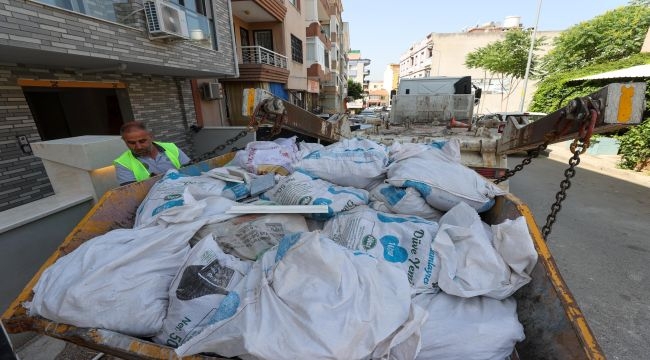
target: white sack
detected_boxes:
[134,170,247,227]
[323,207,440,294]
[192,214,309,260]
[297,138,388,189]
[413,292,525,360]
[28,220,206,337]
[261,170,369,220]
[369,182,443,221]
[231,139,297,175]
[149,189,240,228]
[176,232,423,359]
[433,203,537,299]
[154,235,251,347]
[388,139,461,164]
[386,142,505,212]
[297,140,325,157]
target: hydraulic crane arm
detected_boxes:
[497,82,646,155]
[242,88,352,143]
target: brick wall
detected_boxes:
[0,64,199,212]
[0,0,236,76]
[0,0,239,211]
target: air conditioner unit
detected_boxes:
[143,0,189,40]
[202,82,223,100]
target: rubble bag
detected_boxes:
[154,235,251,347]
[230,139,299,175]
[386,141,505,212]
[191,213,309,260]
[134,169,247,227]
[27,220,207,337]
[369,182,443,221]
[296,138,389,189]
[261,170,369,220]
[323,206,441,294]
[413,292,525,360]
[433,202,537,299]
[176,231,426,359]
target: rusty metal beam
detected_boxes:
[242,88,351,143]
[497,82,646,155]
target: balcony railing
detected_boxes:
[241,46,288,69]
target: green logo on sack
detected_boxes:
[298,196,312,205]
[164,193,182,201]
[362,235,377,250]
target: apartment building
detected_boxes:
[0,0,238,211]
[310,0,347,115]
[398,17,559,114]
[383,63,399,92]
[367,80,388,107]
[346,49,370,110]
[226,0,347,123]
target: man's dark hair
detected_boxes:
[120,121,148,136]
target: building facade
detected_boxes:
[367,80,388,107]
[398,18,559,114]
[0,0,238,211]
[226,0,347,122]
[346,49,370,110]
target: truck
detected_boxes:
[1,82,647,359]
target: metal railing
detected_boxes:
[241,46,288,69]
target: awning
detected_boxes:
[569,64,650,83]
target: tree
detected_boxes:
[465,29,544,108]
[539,5,650,76]
[347,80,364,100]
[530,3,650,171]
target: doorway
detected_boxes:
[20,81,133,140]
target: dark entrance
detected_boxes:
[23,86,133,141]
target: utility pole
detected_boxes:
[519,0,543,112]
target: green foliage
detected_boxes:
[540,5,650,76]
[465,29,544,79]
[530,53,650,112]
[347,80,364,100]
[616,119,650,170]
[529,53,650,170]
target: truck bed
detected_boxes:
[1,152,603,360]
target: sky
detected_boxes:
[342,0,632,81]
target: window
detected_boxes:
[291,35,303,64]
[170,0,217,49]
[254,30,274,50]
[240,27,250,47]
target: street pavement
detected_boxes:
[510,143,650,360]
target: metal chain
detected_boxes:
[541,142,584,240]
[191,129,250,163]
[493,143,548,184]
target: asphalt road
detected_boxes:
[509,152,650,360]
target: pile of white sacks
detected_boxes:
[27,137,538,360]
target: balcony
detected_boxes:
[241,46,288,68]
[231,0,287,22]
[223,46,289,83]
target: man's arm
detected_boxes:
[178,148,191,166]
[115,163,137,186]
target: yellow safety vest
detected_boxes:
[114,142,181,182]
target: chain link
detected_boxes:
[191,129,250,163]
[541,142,584,240]
[494,143,548,184]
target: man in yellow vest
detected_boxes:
[114,121,191,186]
